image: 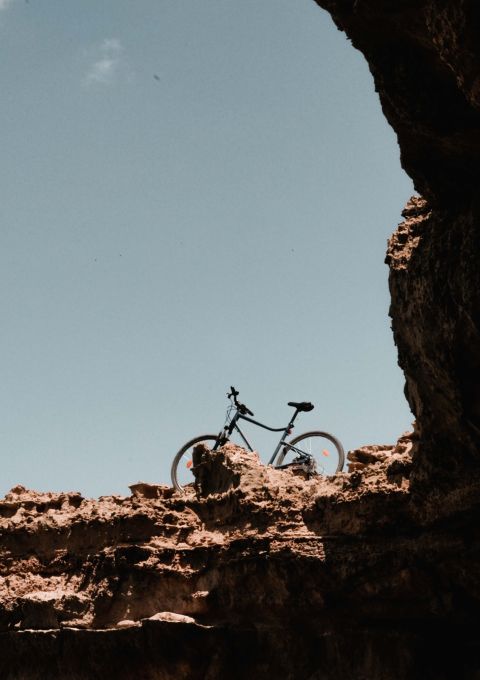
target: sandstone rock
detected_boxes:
[1,442,479,677]
[116,619,141,628]
[18,596,60,631]
[147,612,196,624]
[347,431,414,472]
[128,482,165,499]
[315,0,480,501]
[0,437,476,680]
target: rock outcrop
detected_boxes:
[2,442,479,679]
[314,0,480,497]
[315,0,480,205]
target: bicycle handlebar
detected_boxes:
[228,386,254,417]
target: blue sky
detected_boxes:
[0,0,414,497]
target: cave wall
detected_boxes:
[315,0,480,491]
[315,0,480,203]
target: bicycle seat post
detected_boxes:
[267,407,300,466]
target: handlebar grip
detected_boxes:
[228,388,254,416]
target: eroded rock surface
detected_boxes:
[313,0,480,496]
[1,444,480,679]
[315,0,480,204]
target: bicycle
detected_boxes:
[171,387,345,493]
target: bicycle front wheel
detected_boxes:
[171,435,219,493]
[276,431,345,476]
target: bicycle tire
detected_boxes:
[171,435,219,493]
[276,430,345,476]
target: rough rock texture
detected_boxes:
[347,429,414,472]
[387,195,480,498]
[315,0,480,205]
[2,443,479,679]
[314,0,480,496]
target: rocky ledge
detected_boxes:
[1,440,480,679]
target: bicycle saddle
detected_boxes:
[288,401,314,412]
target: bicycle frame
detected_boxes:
[214,407,302,466]
[171,390,345,493]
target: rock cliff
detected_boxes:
[2,1,480,677]
[315,0,480,497]
[1,437,479,679]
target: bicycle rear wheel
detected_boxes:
[276,431,344,476]
[171,435,218,493]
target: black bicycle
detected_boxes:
[171,387,344,493]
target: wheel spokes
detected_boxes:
[281,434,342,476]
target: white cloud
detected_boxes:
[0,0,16,10]
[84,38,123,86]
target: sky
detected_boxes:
[0,0,414,498]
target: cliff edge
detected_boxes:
[1,439,480,679]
